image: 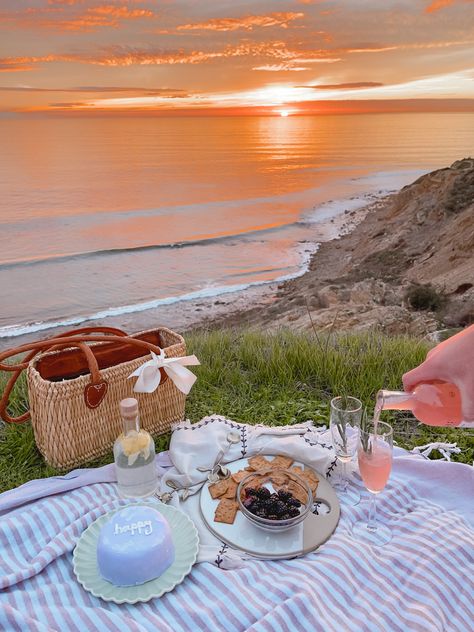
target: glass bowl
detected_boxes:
[237,468,313,532]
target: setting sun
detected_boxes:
[279,110,290,117]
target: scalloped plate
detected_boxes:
[73,501,199,604]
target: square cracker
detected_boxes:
[270,455,294,469]
[270,471,289,487]
[289,465,305,478]
[209,479,230,500]
[214,499,239,524]
[287,481,309,505]
[231,470,249,484]
[304,466,319,493]
[223,480,238,499]
[288,465,319,494]
[248,455,271,471]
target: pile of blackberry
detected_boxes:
[242,486,302,520]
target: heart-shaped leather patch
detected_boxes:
[84,381,108,409]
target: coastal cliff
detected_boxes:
[218,158,474,336]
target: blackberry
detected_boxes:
[267,514,278,520]
[242,498,254,509]
[255,487,271,500]
[288,498,302,508]
[277,490,291,502]
[255,509,267,518]
[245,487,258,498]
[270,493,279,501]
[289,508,300,518]
[280,513,291,520]
[274,500,287,515]
[265,501,278,514]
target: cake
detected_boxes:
[97,506,175,587]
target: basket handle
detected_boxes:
[0,333,164,423]
[0,327,128,423]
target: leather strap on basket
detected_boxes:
[0,330,164,423]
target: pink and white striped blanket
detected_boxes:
[0,428,472,631]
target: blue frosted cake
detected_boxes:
[97,506,175,587]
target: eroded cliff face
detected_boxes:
[356,158,474,293]
[221,159,474,335]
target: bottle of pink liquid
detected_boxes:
[377,380,464,427]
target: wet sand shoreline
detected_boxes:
[0,196,380,351]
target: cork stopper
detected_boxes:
[120,397,138,419]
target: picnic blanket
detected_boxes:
[0,418,473,632]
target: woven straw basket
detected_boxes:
[0,327,187,470]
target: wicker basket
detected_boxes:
[0,327,188,470]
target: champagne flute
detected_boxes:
[352,420,393,546]
[329,396,362,505]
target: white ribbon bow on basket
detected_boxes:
[128,350,200,395]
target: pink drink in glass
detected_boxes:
[358,444,392,494]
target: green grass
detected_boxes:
[0,329,472,493]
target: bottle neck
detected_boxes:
[377,389,413,411]
[122,414,140,435]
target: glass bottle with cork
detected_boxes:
[114,397,158,498]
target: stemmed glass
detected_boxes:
[352,420,393,546]
[329,396,362,505]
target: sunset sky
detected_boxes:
[1,0,473,115]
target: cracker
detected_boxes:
[288,465,319,494]
[288,481,309,505]
[223,480,238,499]
[214,499,239,524]
[270,455,294,469]
[231,470,249,484]
[303,466,319,494]
[289,465,305,478]
[209,479,230,500]
[248,455,271,471]
[270,471,289,487]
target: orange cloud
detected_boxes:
[177,12,304,32]
[0,85,188,97]
[0,40,338,71]
[308,82,384,89]
[0,63,34,72]
[425,0,472,12]
[1,3,155,32]
[341,39,474,54]
[0,55,60,71]
[1,37,471,74]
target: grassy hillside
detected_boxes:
[0,329,472,493]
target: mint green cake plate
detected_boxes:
[73,501,199,604]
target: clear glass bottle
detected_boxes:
[114,398,158,498]
[377,380,463,427]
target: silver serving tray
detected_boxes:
[200,455,340,560]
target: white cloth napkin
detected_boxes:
[157,415,338,568]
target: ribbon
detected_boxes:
[128,350,200,395]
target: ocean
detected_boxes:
[1,112,473,338]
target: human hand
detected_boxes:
[402,325,474,422]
